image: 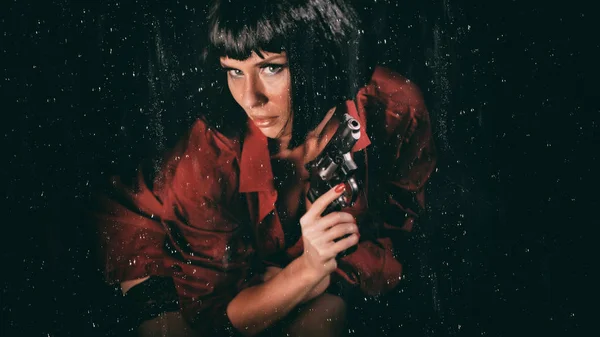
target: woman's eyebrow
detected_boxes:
[255,55,287,66]
[220,55,287,68]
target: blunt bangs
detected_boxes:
[207,1,288,60]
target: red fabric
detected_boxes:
[93,66,436,333]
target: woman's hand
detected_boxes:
[299,183,359,280]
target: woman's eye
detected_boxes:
[222,64,284,78]
[227,69,243,78]
[263,64,284,75]
[221,67,243,78]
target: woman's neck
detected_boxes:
[268,133,292,155]
[269,106,338,159]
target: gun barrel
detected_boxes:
[331,114,361,154]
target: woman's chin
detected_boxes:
[261,130,282,139]
[257,125,284,139]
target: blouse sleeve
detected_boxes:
[333,68,437,296]
[93,120,259,335]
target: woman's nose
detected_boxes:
[241,76,267,109]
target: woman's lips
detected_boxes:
[252,116,278,128]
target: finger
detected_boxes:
[330,233,359,254]
[301,212,355,238]
[305,183,347,218]
[318,222,358,244]
[314,211,355,231]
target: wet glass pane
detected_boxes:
[3,1,590,336]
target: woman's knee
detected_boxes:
[137,311,196,337]
[287,293,348,337]
[314,293,347,321]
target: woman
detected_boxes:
[94,0,436,336]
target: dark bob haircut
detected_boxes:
[201,0,372,147]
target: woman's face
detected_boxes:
[220,51,292,139]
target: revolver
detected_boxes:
[305,113,362,256]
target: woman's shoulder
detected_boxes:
[152,118,240,185]
[146,118,241,196]
[354,66,432,143]
[358,66,428,117]
[185,118,241,155]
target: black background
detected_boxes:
[2,1,595,336]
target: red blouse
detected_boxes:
[94,66,436,333]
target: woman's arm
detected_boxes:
[262,267,330,304]
[227,255,322,336]
[227,185,359,336]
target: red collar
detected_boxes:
[239,118,274,193]
[238,100,371,194]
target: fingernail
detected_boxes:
[334,183,346,193]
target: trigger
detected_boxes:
[340,182,353,206]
